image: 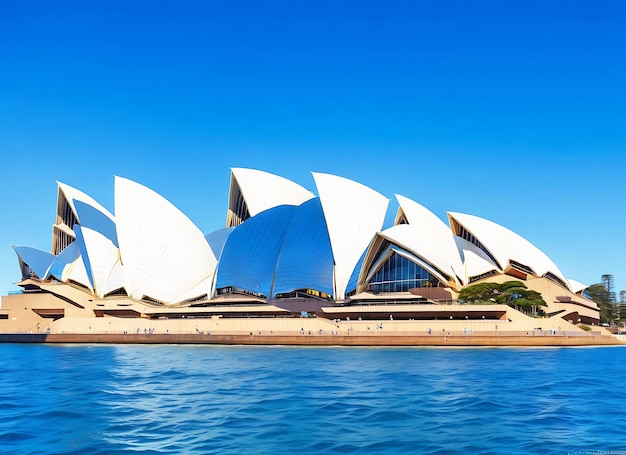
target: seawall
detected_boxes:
[0,332,622,347]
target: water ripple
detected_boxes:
[0,344,625,454]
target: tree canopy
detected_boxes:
[457,281,547,315]
[585,283,617,324]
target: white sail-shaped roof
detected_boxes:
[395,194,464,285]
[47,242,81,281]
[12,246,55,280]
[230,168,315,218]
[74,225,121,298]
[567,279,588,294]
[64,253,93,291]
[376,224,461,287]
[171,275,214,303]
[102,260,125,296]
[313,172,389,299]
[448,212,569,289]
[68,192,120,298]
[453,236,499,283]
[57,181,114,224]
[114,176,218,304]
[15,242,93,290]
[53,182,116,256]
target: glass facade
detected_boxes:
[368,252,440,294]
[53,228,75,255]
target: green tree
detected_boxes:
[457,282,502,303]
[457,280,547,316]
[586,283,617,324]
[619,304,626,326]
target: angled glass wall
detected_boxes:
[367,250,441,294]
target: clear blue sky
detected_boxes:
[1,0,625,296]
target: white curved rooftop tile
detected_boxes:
[74,225,121,298]
[453,236,499,283]
[313,172,389,299]
[395,194,464,285]
[114,176,218,304]
[65,253,93,291]
[229,168,315,220]
[378,224,461,286]
[103,260,125,296]
[448,212,569,289]
[567,279,588,294]
[172,275,214,303]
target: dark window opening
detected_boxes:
[468,270,498,283]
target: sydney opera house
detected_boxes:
[0,168,611,345]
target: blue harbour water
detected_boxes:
[1,344,625,455]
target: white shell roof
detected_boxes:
[12,246,55,280]
[171,275,214,303]
[395,194,464,284]
[231,168,315,217]
[103,260,125,296]
[453,236,499,282]
[377,224,461,286]
[64,253,93,291]
[74,225,121,298]
[567,279,588,294]
[114,176,218,304]
[47,242,81,281]
[313,172,389,299]
[15,170,587,306]
[448,212,569,289]
[36,242,92,291]
[57,181,114,223]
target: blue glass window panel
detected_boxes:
[272,198,334,298]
